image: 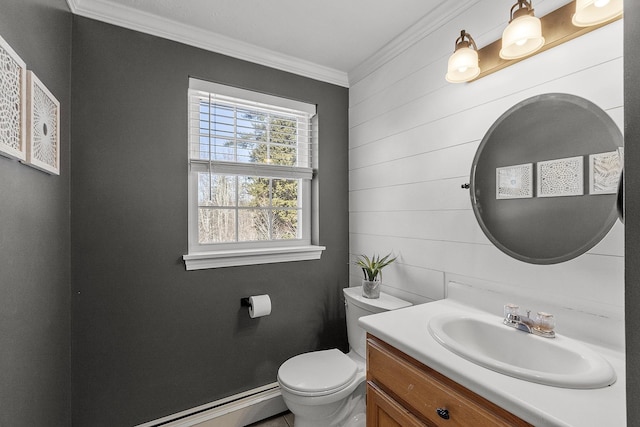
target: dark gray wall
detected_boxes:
[0,0,72,426]
[70,16,349,426]
[625,2,640,425]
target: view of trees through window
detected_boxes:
[197,101,304,244]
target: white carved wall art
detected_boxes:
[26,71,60,175]
[537,156,584,197]
[0,35,26,161]
[589,150,622,195]
[496,163,533,199]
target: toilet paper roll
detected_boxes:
[248,294,272,318]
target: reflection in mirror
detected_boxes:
[617,147,624,224]
[470,93,623,264]
[618,169,624,224]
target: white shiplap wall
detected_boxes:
[348,0,624,326]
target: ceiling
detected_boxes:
[66,0,478,87]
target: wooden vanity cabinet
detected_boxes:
[366,335,532,427]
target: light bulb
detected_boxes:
[445,45,480,83]
[500,14,544,60]
[573,0,622,27]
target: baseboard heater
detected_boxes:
[135,382,287,427]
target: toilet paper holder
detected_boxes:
[240,295,272,318]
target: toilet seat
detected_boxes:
[278,349,357,397]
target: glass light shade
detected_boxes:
[572,0,623,27]
[499,14,545,60]
[445,47,480,83]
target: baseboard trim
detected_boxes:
[136,383,287,427]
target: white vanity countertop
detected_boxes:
[359,299,626,427]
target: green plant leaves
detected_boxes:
[355,253,397,281]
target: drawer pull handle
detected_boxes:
[436,407,450,420]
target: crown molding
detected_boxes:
[65,0,350,87]
[66,0,79,12]
[348,0,480,85]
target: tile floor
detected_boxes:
[247,411,294,427]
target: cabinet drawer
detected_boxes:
[367,337,531,427]
[367,382,426,427]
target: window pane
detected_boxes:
[193,99,309,166]
[197,173,211,205]
[237,111,267,142]
[210,138,236,162]
[239,176,271,207]
[269,144,297,166]
[210,104,235,130]
[199,174,237,207]
[236,141,262,163]
[271,179,299,207]
[272,209,299,240]
[210,122,234,139]
[211,102,234,117]
[198,208,236,243]
[195,173,307,245]
[193,136,236,162]
[270,115,297,146]
[238,209,270,241]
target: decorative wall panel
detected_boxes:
[537,156,584,198]
[0,35,26,161]
[589,150,621,195]
[26,71,60,175]
[496,163,533,199]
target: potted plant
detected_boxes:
[355,253,397,299]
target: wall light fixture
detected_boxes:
[500,0,545,60]
[572,0,623,27]
[445,30,480,83]
[445,0,623,83]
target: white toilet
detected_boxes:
[277,286,412,427]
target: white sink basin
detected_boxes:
[428,313,616,389]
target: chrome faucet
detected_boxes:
[503,304,555,338]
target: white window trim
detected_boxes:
[188,79,316,116]
[183,245,325,270]
[183,78,325,270]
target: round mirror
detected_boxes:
[470,93,623,264]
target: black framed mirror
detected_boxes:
[470,93,623,264]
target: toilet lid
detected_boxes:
[278,349,357,396]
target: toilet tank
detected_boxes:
[343,286,412,359]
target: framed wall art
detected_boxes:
[496,163,533,199]
[589,150,622,195]
[0,34,27,161]
[537,156,584,198]
[26,71,60,175]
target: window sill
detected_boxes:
[183,245,326,270]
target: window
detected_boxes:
[183,79,324,270]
